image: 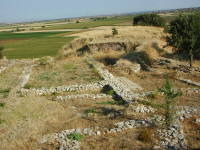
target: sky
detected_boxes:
[0,0,200,23]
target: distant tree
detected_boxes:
[133,14,165,27]
[112,28,118,36]
[76,20,80,23]
[0,46,4,59]
[166,13,200,67]
[16,27,20,32]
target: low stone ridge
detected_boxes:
[178,78,200,87]
[56,94,112,101]
[19,81,108,96]
[40,119,151,150]
[87,59,143,103]
[140,88,200,98]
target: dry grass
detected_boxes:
[68,26,164,40]
[0,97,76,150]
[81,128,154,150]
[183,117,200,149]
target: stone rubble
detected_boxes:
[156,120,187,150]
[176,106,199,120]
[195,118,200,123]
[56,94,112,101]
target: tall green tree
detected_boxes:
[166,13,200,67]
[133,14,165,27]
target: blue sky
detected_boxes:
[0,0,200,23]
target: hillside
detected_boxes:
[0,24,200,150]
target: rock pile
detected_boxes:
[156,120,186,149]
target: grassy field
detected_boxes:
[0,32,74,59]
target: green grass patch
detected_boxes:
[84,108,98,114]
[0,31,74,59]
[0,119,5,124]
[38,72,50,81]
[67,133,84,141]
[64,64,76,70]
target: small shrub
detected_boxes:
[0,88,10,98]
[133,14,165,27]
[23,84,32,89]
[0,46,4,59]
[0,102,5,108]
[112,28,118,36]
[67,133,84,141]
[138,128,153,143]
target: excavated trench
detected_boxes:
[76,42,139,56]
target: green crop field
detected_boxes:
[43,16,133,30]
[0,32,74,59]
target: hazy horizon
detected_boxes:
[0,0,200,23]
